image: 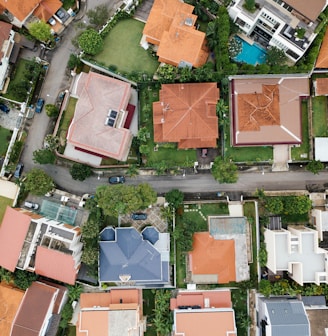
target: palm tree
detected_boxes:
[216,100,229,126]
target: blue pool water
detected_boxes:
[234,36,267,65]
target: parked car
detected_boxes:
[56,8,66,20]
[24,201,39,210]
[35,98,45,113]
[109,176,125,184]
[79,194,94,207]
[48,17,56,26]
[131,213,147,220]
[0,103,10,113]
[14,163,24,178]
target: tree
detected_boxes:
[139,144,150,155]
[216,100,229,126]
[81,246,98,265]
[165,189,184,209]
[136,183,157,208]
[33,149,56,164]
[86,4,110,28]
[0,267,12,283]
[306,159,324,175]
[68,53,82,70]
[44,134,60,151]
[67,284,83,303]
[137,127,150,143]
[282,195,312,215]
[70,163,92,181]
[78,29,104,55]
[28,21,53,42]
[266,46,288,67]
[259,279,272,297]
[259,243,268,267]
[126,164,139,178]
[243,0,256,12]
[265,196,283,214]
[14,269,38,290]
[82,217,100,239]
[24,168,55,195]
[211,156,238,183]
[45,104,59,118]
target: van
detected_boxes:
[24,201,39,210]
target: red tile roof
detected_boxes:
[189,232,236,283]
[0,207,31,272]
[316,27,328,68]
[284,0,326,22]
[33,0,62,22]
[11,282,58,336]
[231,76,309,146]
[0,0,40,22]
[153,83,219,148]
[0,21,12,59]
[35,246,78,284]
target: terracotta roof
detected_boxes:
[40,280,68,314]
[143,0,194,45]
[33,0,62,22]
[231,75,309,146]
[174,310,236,336]
[316,27,328,68]
[0,207,31,272]
[143,0,208,68]
[67,72,133,161]
[77,290,142,336]
[0,21,12,59]
[0,0,40,22]
[0,283,24,336]
[315,77,328,95]
[189,232,236,283]
[34,246,78,284]
[153,83,219,148]
[170,289,232,310]
[11,282,58,336]
[284,0,326,22]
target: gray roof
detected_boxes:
[142,227,159,244]
[265,300,310,336]
[99,227,169,285]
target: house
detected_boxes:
[257,296,310,336]
[66,72,134,163]
[229,74,310,147]
[312,206,328,241]
[315,26,328,69]
[142,0,209,68]
[99,226,170,287]
[0,283,24,336]
[170,289,237,336]
[0,206,83,284]
[0,0,63,29]
[313,78,328,96]
[189,216,250,284]
[228,0,328,63]
[0,21,15,92]
[302,296,328,336]
[76,288,145,336]
[265,225,328,285]
[11,281,67,336]
[153,83,219,149]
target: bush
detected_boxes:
[70,163,92,181]
[78,29,104,55]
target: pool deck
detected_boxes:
[237,33,255,46]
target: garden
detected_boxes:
[312,96,328,137]
[0,126,12,156]
[0,196,13,222]
[93,19,159,75]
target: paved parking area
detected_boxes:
[120,205,167,232]
[0,108,22,130]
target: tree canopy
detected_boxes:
[306,160,324,175]
[33,149,56,164]
[78,29,104,55]
[45,104,59,118]
[28,21,53,42]
[96,183,157,217]
[266,46,288,67]
[24,168,55,195]
[211,156,238,183]
[165,189,184,209]
[70,163,92,181]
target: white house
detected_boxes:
[228,0,328,63]
[265,225,328,285]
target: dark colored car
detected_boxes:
[35,98,45,113]
[131,213,147,220]
[14,163,24,178]
[0,103,10,113]
[109,176,125,184]
[56,8,66,19]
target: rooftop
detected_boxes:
[283,0,327,22]
[316,27,328,68]
[153,83,219,149]
[33,0,62,22]
[67,72,133,161]
[315,78,328,96]
[0,0,40,22]
[230,75,309,146]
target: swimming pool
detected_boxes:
[233,36,267,65]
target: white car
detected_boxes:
[24,201,39,210]
[79,194,93,207]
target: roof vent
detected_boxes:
[185,17,193,26]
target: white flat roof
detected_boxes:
[315,137,328,162]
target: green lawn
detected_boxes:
[224,125,273,162]
[291,100,310,161]
[312,96,328,137]
[0,127,12,156]
[94,19,159,75]
[4,59,33,102]
[0,196,13,222]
